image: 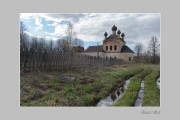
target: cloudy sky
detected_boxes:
[20,13,160,50]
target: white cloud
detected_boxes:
[20,13,160,49]
[45,36,59,41]
[44,32,55,36]
[73,13,160,49]
[54,24,68,36]
[25,31,34,37]
[47,22,58,27]
[35,17,43,31]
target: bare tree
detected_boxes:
[148,36,160,64]
[73,38,84,47]
[20,21,30,67]
[134,42,144,62]
[56,39,71,54]
[66,22,76,44]
[20,21,27,35]
[57,22,83,54]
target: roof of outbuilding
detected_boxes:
[85,45,104,52]
[72,46,84,53]
[121,45,134,53]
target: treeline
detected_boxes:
[20,22,123,72]
[20,21,84,71]
[134,36,160,64]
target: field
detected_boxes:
[20,63,160,106]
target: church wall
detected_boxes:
[119,53,134,62]
[78,52,105,57]
[103,53,133,62]
[77,52,133,62]
[103,39,125,53]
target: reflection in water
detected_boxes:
[134,80,144,106]
[97,77,160,107]
[97,79,130,107]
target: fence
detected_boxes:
[20,51,123,72]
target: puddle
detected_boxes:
[134,80,144,107]
[97,79,131,107]
[157,78,160,90]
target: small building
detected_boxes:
[80,25,134,62]
[72,46,84,53]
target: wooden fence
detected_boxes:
[20,51,123,72]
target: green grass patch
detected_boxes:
[20,64,156,106]
[143,70,160,106]
[114,68,152,106]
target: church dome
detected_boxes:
[121,33,125,37]
[111,25,117,31]
[117,30,121,34]
[104,32,108,36]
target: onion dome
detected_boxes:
[117,30,121,34]
[121,33,125,38]
[104,32,108,36]
[111,25,117,31]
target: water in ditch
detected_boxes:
[157,78,160,90]
[134,80,144,106]
[97,79,131,107]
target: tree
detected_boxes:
[57,22,84,54]
[148,36,160,64]
[73,38,84,47]
[20,21,29,67]
[56,39,72,54]
[20,21,29,51]
[134,42,144,62]
[65,22,76,44]
[20,21,27,35]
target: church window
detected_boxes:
[110,46,112,50]
[106,46,108,51]
[114,45,117,50]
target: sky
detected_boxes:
[20,13,160,50]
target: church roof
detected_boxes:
[121,45,134,53]
[85,45,104,52]
[85,45,134,53]
[105,34,124,42]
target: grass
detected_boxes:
[20,64,159,106]
[143,70,160,106]
[113,68,152,106]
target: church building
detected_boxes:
[80,25,134,62]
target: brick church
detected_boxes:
[80,25,134,62]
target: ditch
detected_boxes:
[97,78,131,106]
